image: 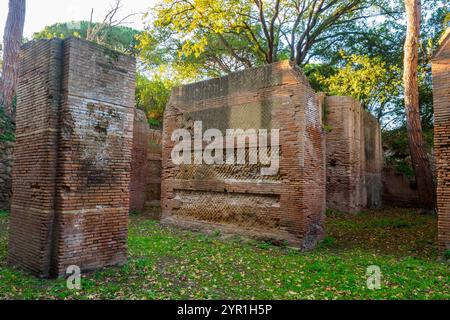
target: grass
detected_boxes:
[0,207,448,300]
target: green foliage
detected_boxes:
[383,125,434,180]
[138,0,394,80]
[0,103,15,142]
[137,0,258,78]
[303,64,337,93]
[320,236,336,248]
[318,52,402,122]
[130,210,140,216]
[135,73,174,126]
[0,208,448,299]
[396,160,415,180]
[444,250,450,261]
[33,21,140,54]
[305,0,447,130]
[148,118,162,129]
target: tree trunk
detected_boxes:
[403,0,436,210]
[0,0,26,121]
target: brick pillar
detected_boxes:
[8,39,64,277]
[362,112,383,209]
[325,96,365,213]
[8,38,136,278]
[325,96,383,213]
[432,31,450,253]
[130,109,149,213]
[146,129,162,207]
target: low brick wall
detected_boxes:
[382,167,421,208]
[8,38,135,278]
[432,30,450,252]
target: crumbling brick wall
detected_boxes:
[0,140,14,210]
[432,30,450,252]
[325,96,382,213]
[8,38,135,278]
[130,109,149,213]
[161,61,326,249]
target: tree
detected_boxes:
[317,52,402,124]
[0,0,26,121]
[403,0,435,210]
[85,0,142,52]
[33,21,140,55]
[33,0,142,55]
[135,73,174,127]
[138,0,392,79]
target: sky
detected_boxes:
[0,0,156,40]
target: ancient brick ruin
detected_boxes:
[382,167,421,208]
[146,129,163,206]
[8,38,135,277]
[130,109,150,213]
[325,96,383,213]
[161,61,326,249]
[130,110,162,213]
[432,29,450,253]
[7,38,388,276]
[0,140,13,211]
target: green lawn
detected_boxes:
[0,208,448,300]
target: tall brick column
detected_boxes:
[325,96,382,213]
[8,38,136,278]
[432,29,450,253]
[146,129,162,207]
[130,109,150,213]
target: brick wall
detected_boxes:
[130,113,162,212]
[382,167,421,208]
[146,129,162,206]
[363,112,383,208]
[161,61,326,249]
[325,96,382,213]
[432,30,450,252]
[8,38,135,278]
[8,39,64,277]
[130,109,149,213]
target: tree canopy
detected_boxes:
[30,1,449,136]
[138,0,399,76]
[33,21,140,54]
[137,0,447,128]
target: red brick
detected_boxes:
[432,29,450,252]
[8,38,135,278]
